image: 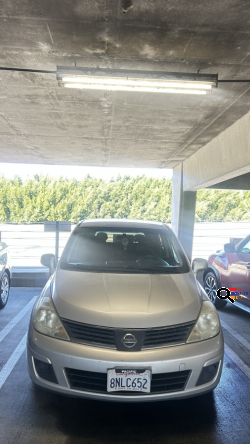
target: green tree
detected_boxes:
[0,174,249,224]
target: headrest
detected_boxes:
[96,232,108,242]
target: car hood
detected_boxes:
[52,269,201,328]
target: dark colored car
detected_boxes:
[203,234,250,310]
[0,241,11,309]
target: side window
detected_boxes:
[240,239,250,254]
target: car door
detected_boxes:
[228,237,250,306]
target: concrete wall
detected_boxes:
[182,110,250,191]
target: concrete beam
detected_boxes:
[172,163,197,262]
[182,110,250,191]
[208,172,250,190]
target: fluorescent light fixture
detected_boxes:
[57,67,218,95]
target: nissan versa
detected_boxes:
[27,219,224,401]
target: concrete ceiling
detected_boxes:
[1,0,250,169]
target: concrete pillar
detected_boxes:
[171,163,197,262]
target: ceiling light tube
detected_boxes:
[61,77,213,90]
[57,67,218,95]
[63,83,207,94]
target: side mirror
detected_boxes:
[192,258,208,273]
[41,254,55,275]
[224,243,235,253]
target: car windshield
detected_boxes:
[60,226,189,274]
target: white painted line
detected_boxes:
[0,296,37,343]
[225,344,250,380]
[0,333,27,389]
[221,320,250,353]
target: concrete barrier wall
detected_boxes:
[0,223,76,267]
[192,221,250,259]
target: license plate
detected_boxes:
[107,368,151,393]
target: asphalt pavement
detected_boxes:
[0,288,250,444]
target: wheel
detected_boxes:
[0,272,10,309]
[204,271,227,309]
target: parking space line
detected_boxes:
[0,333,27,389]
[221,320,250,353]
[225,344,250,380]
[0,296,37,343]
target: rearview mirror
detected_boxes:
[41,254,56,275]
[192,258,208,273]
[224,243,235,253]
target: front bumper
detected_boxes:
[27,324,224,402]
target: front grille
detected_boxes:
[65,368,191,395]
[62,319,116,348]
[61,319,195,350]
[143,321,195,349]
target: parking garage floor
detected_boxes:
[1,288,250,444]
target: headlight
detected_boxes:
[32,282,69,341]
[187,301,220,343]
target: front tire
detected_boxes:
[0,272,10,309]
[204,271,227,309]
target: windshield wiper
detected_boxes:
[137,267,181,274]
[64,263,181,274]
[123,266,170,274]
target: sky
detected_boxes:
[0,163,173,181]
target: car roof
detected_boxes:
[79,219,169,230]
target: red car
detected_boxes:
[203,235,250,310]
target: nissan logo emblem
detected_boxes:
[122,333,137,348]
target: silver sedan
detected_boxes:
[27,219,224,402]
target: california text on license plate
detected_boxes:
[107,368,151,393]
